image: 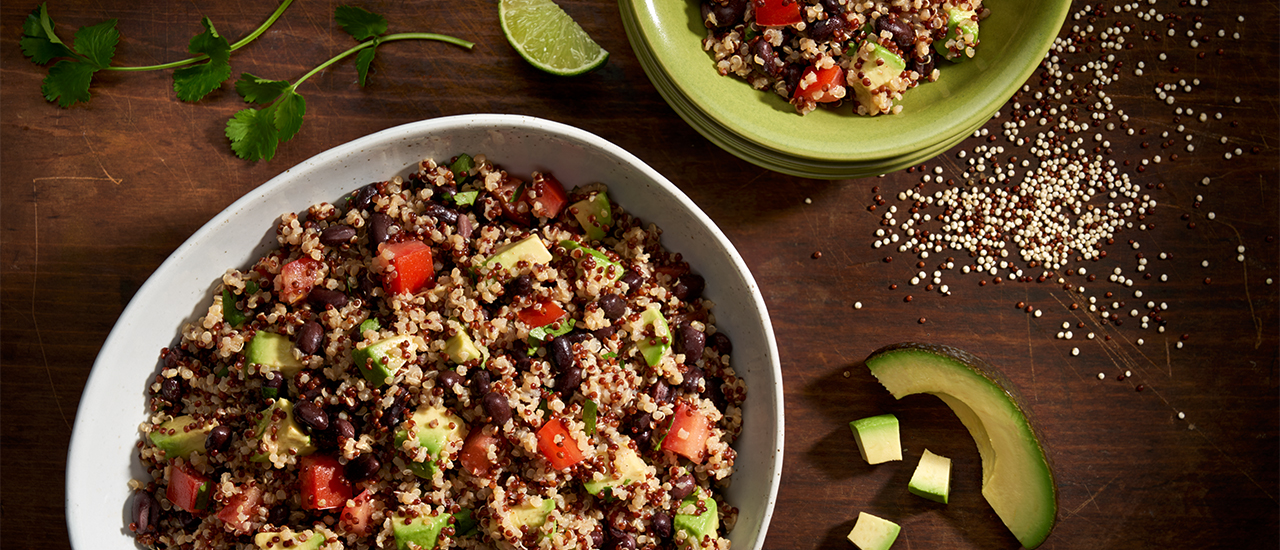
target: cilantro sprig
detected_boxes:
[20,1,294,107]
[226,6,473,161]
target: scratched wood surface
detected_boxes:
[1,0,1277,549]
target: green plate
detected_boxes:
[624,0,1070,164]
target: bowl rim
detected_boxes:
[65,114,784,550]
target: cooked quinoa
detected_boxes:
[129,154,746,550]
[700,0,986,115]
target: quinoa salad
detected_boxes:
[129,154,746,550]
[699,0,986,115]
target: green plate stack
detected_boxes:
[619,0,1071,179]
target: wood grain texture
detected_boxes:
[1,0,1276,549]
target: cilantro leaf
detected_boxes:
[72,18,118,69]
[334,5,387,42]
[21,5,76,64]
[172,18,232,102]
[354,45,377,87]
[41,59,96,107]
[272,90,306,142]
[453,190,480,206]
[226,107,281,161]
[234,73,290,104]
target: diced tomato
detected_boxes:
[517,297,566,328]
[340,489,375,535]
[299,454,352,510]
[527,173,569,219]
[277,257,322,304]
[494,175,533,226]
[377,240,435,296]
[793,64,846,103]
[216,484,263,534]
[166,463,212,514]
[536,417,584,470]
[661,402,711,464]
[459,427,501,477]
[753,0,802,26]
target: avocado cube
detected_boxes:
[395,405,468,479]
[674,487,718,550]
[246,331,304,378]
[584,446,649,496]
[509,497,555,530]
[149,415,216,460]
[637,306,672,367]
[483,235,552,278]
[569,191,612,241]
[443,327,484,365]
[391,511,450,550]
[559,240,623,283]
[847,512,900,550]
[352,335,415,386]
[251,399,316,464]
[849,414,902,465]
[253,527,323,550]
[907,449,952,504]
[934,8,979,60]
[849,41,907,112]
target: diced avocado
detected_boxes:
[584,445,649,495]
[908,449,952,504]
[251,399,316,464]
[849,414,902,465]
[509,497,555,530]
[395,405,468,479]
[351,335,415,386]
[865,343,1057,549]
[846,512,900,550]
[391,510,451,550]
[637,306,672,367]
[149,415,216,460]
[483,235,552,276]
[559,240,623,282]
[444,326,485,365]
[674,487,718,550]
[850,41,907,111]
[569,191,613,241]
[934,8,979,60]
[246,331,304,378]
[254,527,323,550]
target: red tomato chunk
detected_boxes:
[340,489,375,535]
[167,463,212,514]
[377,240,434,296]
[518,297,566,328]
[528,172,569,219]
[300,454,352,510]
[459,427,501,477]
[536,417,584,469]
[277,257,321,304]
[794,65,846,103]
[753,0,801,26]
[662,402,711,464]
[215,484,262,534]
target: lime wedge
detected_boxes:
[499,0,609,76]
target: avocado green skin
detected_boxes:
[864,342,1058,549]
[673,487,717,549]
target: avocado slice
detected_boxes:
[395,405,468,479]
[569,191,613,241]
[560,240,624,283]
[637,306,672,367]
[865,343,1057,549]
[443,325,485,365]
[907,449,952,504]
[352,335,415,386]
[849,41,906,112]
[509,497,555,530]
[253,527,323,550]
[390,510,450,550]
[149,415,216,460]
[848,414,902,465]
[584,445,649,496]
[482,235,552,277]
[846,512,900,550]
[673,487,717,550]
[934,7,979,60]
[246,331,304,378]
[250,398,316,464]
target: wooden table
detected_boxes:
[2,0,1276,548]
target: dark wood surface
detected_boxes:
[2,0,1277,548]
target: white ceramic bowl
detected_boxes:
[66,114,783,549]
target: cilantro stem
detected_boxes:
[105,0,294,72]
[289,32,474,90]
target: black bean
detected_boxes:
[512,353,534,372]
[266,504,290,527]
[649,380,672,405]
[682,366,705,393]
[677,322,706,360]
[309,288,348,310]
[294,400,329,432]
[590,526,605,548]
[162,347,182,370]
[782,63,807,96]
[295,321,323,355]
[333,418,356,441]
[470,370,492,396]
[749,37,783,78]
[205,425,232,451]
[875,14,916,54]
[177,511,202,530]
[652,511,673,539]
[549,336,574,372]
[130,490,159,534]
[264,370,284,392]
[507,274,534,298]
[710,332,733,355]
[456,214,473,241]
[438,370,464,393]
[358,273,380,298]
[424,201,459,225]
[592,326,616,342]
[808,15,848,43]
[159,377,181,403]
[821,0,846,16]
[350,184,378,211]
[669,474,696,502]
[346,453,381,482]
[435,183,458,201]
[610,533,636,550]
[380,395,407,429]
[369,211,393,248]
[557,366,582,396]
[319,224,357,246]
[701,0,746,28]
[626,413,653,445]
[910,54,935,79]
[619,270,643,295]
[483,392,512,425]
[672,273,705,302]
[566,330,593,345]
[598,293,626,320]
[706,376,728,410]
